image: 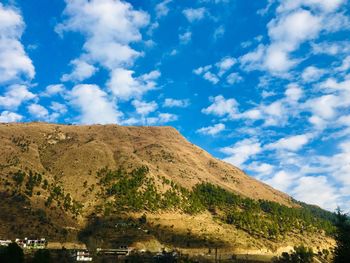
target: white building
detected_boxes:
[76,250,93,262]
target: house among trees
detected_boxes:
[0,240,12,247]
[15,238,47,249]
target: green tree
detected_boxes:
[0,242,24,263]
[274,245,313,263]
[333,209,350,263]
[32,249,51,263]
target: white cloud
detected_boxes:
[163,98,190,108]
[0,111,22,122]
[155,0,172,18]
[69,84,121,124]
[197,123,225,136]
[0,3,35,84]
[285,83,303,103]
[336,56,350,72]
[0,85,36,109]
[61,59,97,82]
[302,66,325,82]
[146,112,178,125]
[132,100,158,115]
[277,0,344,13]
[226,72,243,85]
[265,134,311,151]
[312,41,350,56]
[221,138,262,167]
[292,176,340,210]
[42,84,66,97]
[182,8,206,23]
[240,0,348,75]
[203,71,219,84]
[251,101,288,126]
[213,25,225,40]
[216,57,236,76]
[264,170,297,193]
[50,102,67,114]
[108,68,160,100]
[247,162,274,177]
[57,0,149,69]
[158,113,178,123]
[194,56,237,84]
[202,95,239,119]
[179,31,192,44]
[193,65,212,75]
[57,0,155,101]
[306,94,340,121]
[266,9,321,73]
[27,103,50,120]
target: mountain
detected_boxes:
[0,123,335,257]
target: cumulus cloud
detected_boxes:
[194,56,237,84]
[0,3,35,84]
[216,57,236,76]
[202,95,239,119]
[57,0,157,101]
[246,162,274,177]
[179,31,192,44]
[57,0,149,69]
[213,25,225,40]
[132,100,158,115]
[163,98,190,108]
[203,71,219,84]
[264,170,298,193]
[50,102,67,115]
[265,134,311,152]
[197,123,225,136]
[61,59,97,82]
[302,66,326,83]
[145,112,178,125]
[182,8,206,22]
[240,0,347,75]
[0,111,22,122]
[242,10,322,74]
[292,176,340,210]
[27,103,51,120]
[69,84,121,124]
[0,85,36,110]
[42,84,66,97]
[221,138,262,167]
[108,69,160,100]
[155,0,172,18]
[226,72,243,85]
[277,0,344,14]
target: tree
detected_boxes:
[273,245,313,263]
[333,209,350,263]
[32,249,51,263]
[0,242,24,263]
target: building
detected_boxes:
[76,250,93,262]
[15,238,47,249]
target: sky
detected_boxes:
[0,0,350,212]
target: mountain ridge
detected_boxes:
[0,122,335,256]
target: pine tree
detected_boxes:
[333,209,350,263]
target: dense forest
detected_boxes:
[96,166,336,240]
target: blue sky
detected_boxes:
[1,0,350,212]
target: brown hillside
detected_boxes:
[0,122,292,207]
[0,122,334,257]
